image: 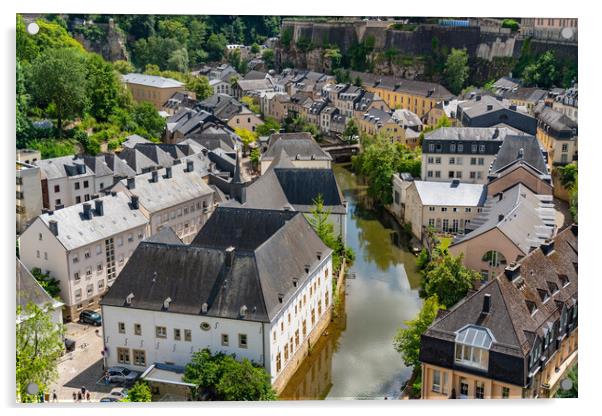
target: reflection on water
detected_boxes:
[280,164,423,400]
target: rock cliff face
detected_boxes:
[73,19,128,62]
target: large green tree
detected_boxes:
[523,51,560,89]
[28,48,89,135]
[131,102,166,140]
[122,381,152,402]
[86,53,122,122]
[16,303,64,402]
[444,48,469,95]
[30,268,61,298]
[186,76,213,101]
[16,60,31,148]
[255,116,281,137]
[393,295,443,368]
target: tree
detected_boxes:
[261,48,275,69]
[86,53,122,122]
[250,148,260,170]
[206,33,227,62]
[522,51,560,89]
[167,48,189,73]
[501,19,520,31]
[235,128,257,156]
[308,194,335,247]
[555,366,578,398]
[343,119,359,141]
[122,381,152,402]
[444,48,469,95]
[558,163,578,190]
[393,295,443,369]
[113,60,135,74]
[16,303,64,402]
[241,96,260,114]
[250,43,261,54]
[421,251,480,308]
[30,268,61,298]
[17,15,84,63]
[131,102,166,140]
[16,60,31,148]
[186,76,212,100]
[28,48,89,135]
[183,348,275,401]
[255,116,281,137]
[324,47,342,70]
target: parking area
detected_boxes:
[49,321,112,402]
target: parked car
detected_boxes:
[78,310,102,326]
[108,388,128,400]
[64,338,76,352]
[99,396,120,402]
[106,367,140,385]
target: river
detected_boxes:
[280,163,423,400]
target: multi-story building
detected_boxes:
[260,133,332,174]
[122,73,185,110]
[420,224,578,399]
[402,179,487,241]
[520,18,578,42]
[456,95,537,135]
[421,127,513,184]
[349,71,454,117]
[19,193,149,321]
[16,148,41,164]
[16,161,43,234]
[534,103,578,166]
[35,155,114,210]
[449,183,557,280]
[358,108,420,147]
[112,160,215,244]
[100,207,334,394]
[551,85,577,123]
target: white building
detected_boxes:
[16,161,43,234]
[100,207,333,394]
[112,160,216,244]
[35,155,114,210]
[19,193,149,321]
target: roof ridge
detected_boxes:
[494,274,527,351]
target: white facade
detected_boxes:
[16,162,43,234]
[421,153,496,184]
[102,255,333,384]
[19,194,149,320]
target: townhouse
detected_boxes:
[456,95,537,135]
[112,160,216,244]
[533,102,578,166]
[122,73,185,110]
[16,161,43,234]
[420,225,578,399]
[100,207,334,394]
[19,193,149,321]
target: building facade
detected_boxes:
[122,73,185,110]
[16,161,43,234]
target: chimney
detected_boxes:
[126,292,134,305]
[476,95,482,101]
[240,305,248,318]
[163,297,172,310]
[82,203,92,220]
[486,104,493,111]
[94,199,104,216]
[482,293,491,315]
[518,148,524,159]
[127,177,136,190]
[571,224,578,236]
[225,246,235,268]
[509,105,517,111]
[165,166,172,179]
[48,220,59,236]
[304,265,310,274]
[201,302,208,314]
[278,293,284,303]
[498,192,504,201]
[186,160,194,172]
[541,239,555,256]
[504,262,521,281]
[131,195,140,210]
[151,170,159,183]
[239,186,247,204]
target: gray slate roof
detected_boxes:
[414,181,487,207]
[490,135,548,175]
[425,127,518,142]
[16,258,62,314]
[101,207,331,323]
[37,192,148,251]
[36,155,93,180]
[263,133,332,162]
[123,73,184,88]
[122,134,152,149]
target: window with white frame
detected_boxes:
[454,325,493,371]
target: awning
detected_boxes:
[140,363,196,387]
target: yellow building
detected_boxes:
[122,73,186,110]
[534,103,578,166]
[420,225,578,399]
[349,71,454,118]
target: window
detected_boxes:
[44,252,48,260]
[428,218,435,228]
[98,280,104,291]
[221,334,229,346]
[478,157,485,166]
[75,182,80,190]
[75,196,81,204]
[457,157,463,165]
[471,144,477,153]
[302,320,307,337]
[118,322,126,334]
[295,329,300,347]
[427,171,433,178]
[184,329,192,341]
[448,171,455,179]
[475,381,485,399]
[54,185,60,193]
[97,263,103,272]
[454,326,492,371]
[470,157,477,165]
[276,352,282,373]
[325,292,329,307]
[133,349,146,366]
[128,233,134,243]
[239,333,248,349]
[87,284,94,296]
[441,207,448,212]
[427,157,434,164]
[74,288,82,301]
[450,144,456,153]
[562,143,569,152]
[174,328,181,340]
[36,250,40,258]
[117,347,130,364]
[435,171,441,178]
[96,244,102,255]
[311,308,316,325]
[458,144,464,152]
[156,326,167,338]
[502,387,510,399]
[83,180,89,188]
[73,255,79,264]
[460,378,469,397]
[134,324,141,336]
[55,199,61,206]
[432,369,441,393]
[117,237,123,247]
[284,343,289,361]
[435,157,441,164]
[478,144,485,153]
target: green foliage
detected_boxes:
[333,68,351,84]
[186,76,213,101]
[410,370,422,398]
[113,60,135,74]
[30,268,61,298]
[262,48,275,69]
[501,19,520,31]
[17,15,84,63]
[393,295,443,368]
[241,96,261,114]
[28,48,89,134]
[206,33,228,62]
[122,381,152,402]
[250,148,261,169]
[27,139,76,159]
[558,163,578,190]
[324,47,342,69]
[281,27,293,47]
[86,53,122,122]
[343,119,359,141]
[167,48,189,72]
[555,366,578,398]
[131,102,166,140]
[523,51,559,89]
[16,303,64,402]
[234,127,257,155]
[344,36,376,72]
[16,60,31,148]
[352,135,421,205]
[444,48,469,95]
[250,43,260,54]
[420,251,480,308]
[255,116,281,137]
[183,348,276,401]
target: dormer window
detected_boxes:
[454,325,493,371]
[559,274,570,287]
[526,300,538,315]
[547,281,559,294]
[537,289,550,303]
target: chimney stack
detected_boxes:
[165,166,172,179]
[571,224,578,236]
[131,195,140,210]
[82,203,92,220]
[186,160,194,172]
[127,177,135,190]
[504,262,521,281]
[94,199,104,216]
[49,220,59,236]
[482,293,491,315]
[486,104,493,111]
[151,170,159,183]
[541,239,555,256]
[225,246,235,268]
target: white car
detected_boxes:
[107,367,140,385]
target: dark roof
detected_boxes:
[457,95,537,135]
[534,104,577,139]
[490,135,548,175]
[101,207,331,322]
[263,133,331,162]
[349,71,453,100]
[243,70,268,80]
[144,227,183,245]
[197,94,244,122]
